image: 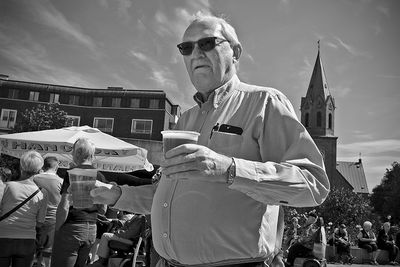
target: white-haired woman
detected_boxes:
[51,138,107,267]
[357,221,379,265]
[0,151,48,267]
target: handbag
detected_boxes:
[0,188,41,222]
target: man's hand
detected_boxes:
[90,180,122,206]
[161,144,232,183]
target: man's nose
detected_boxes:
[191,43,205,58]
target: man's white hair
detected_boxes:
[72,138,95,165]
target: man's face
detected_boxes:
[182,20,235,98]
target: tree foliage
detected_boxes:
[284,188,379,245]
[370,161,400,224]
[14,103,70,132]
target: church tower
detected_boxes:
[301,42,338,186]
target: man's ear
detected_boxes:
[232,44,242,61]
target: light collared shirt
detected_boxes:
[114,75,329,266]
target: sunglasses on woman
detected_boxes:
[177,37,228,56]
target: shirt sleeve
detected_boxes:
[229,93,330,207]
[113,184,156,215]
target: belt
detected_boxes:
[165,260,266,267]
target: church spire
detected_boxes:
[301,41,336,137]
[306,40,332,101]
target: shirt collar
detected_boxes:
[193,75,240,108]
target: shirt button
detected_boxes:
[163,233,168,238]
[163,202,168,208]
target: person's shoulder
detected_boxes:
[237,81,288,99]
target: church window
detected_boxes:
[317,111,322,127]
[305,113,309,127]
[328,113,332,129]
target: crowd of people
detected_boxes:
[283,215,400,266]
[0,10,396,267]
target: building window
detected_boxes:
[328,113,332,129]
[0,109,17,129]
[68,95,80,105]
[49,93,60,103]
[66,115,80,126]
[165,101,172,114]
[149,99,160,109]
[305,113,309,127]
[29,91,40,101]
[316,111,322,127]
[131,119,152,134]
[93,117,114,133]
[8,89,19,99]
[93,97,103,107]
[130,98,140,108]
[112,98,121,107]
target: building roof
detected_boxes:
[336,159,369,194]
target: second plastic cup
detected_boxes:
[67,168,98,209]
[161,130,200,155]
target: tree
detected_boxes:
[13,103,70,132]
[284,188,379,245]
[370,161,400,224]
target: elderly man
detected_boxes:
[91,13,329,267]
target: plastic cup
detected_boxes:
[161,130,200,155]
[67,168,98,209]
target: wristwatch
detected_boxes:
[226,158,236,185]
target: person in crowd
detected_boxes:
[33,156,64,267]
[357,220,379,265]
[286,212,320,266]
[90,12,329,267]
[333,224,354,264]
[377,222,399,265]
[90,214,146,267]
[51,138,107,267]
[0,151,48,267]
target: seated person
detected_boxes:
[90,214,146,267]
[334,224,354,263]
[357,221,379,265]
[377,222,399,265]
[286,212,319,267]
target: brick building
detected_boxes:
[0,74,181,164]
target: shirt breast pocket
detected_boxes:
[209,131,243,156]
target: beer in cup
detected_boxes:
[161,130,200,155]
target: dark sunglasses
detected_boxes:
[177,37,228,56]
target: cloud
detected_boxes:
[376,5,390,18]
[338,139,400,156]
[0,30,96,88]
[129,49,177,89]
[376,74,400,79]
[330,85,351,97]
[333,36,372,59]
[297,57,312,83]
[28,0,98,53]
[325,42,338,49]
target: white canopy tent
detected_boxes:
[0,126,153,172]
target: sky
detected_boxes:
[1,0,399,192]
